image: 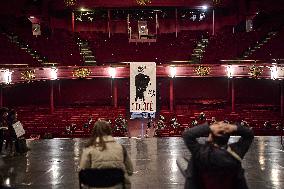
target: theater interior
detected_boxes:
[0,0,284,188]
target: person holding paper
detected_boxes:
[8,110,29,155]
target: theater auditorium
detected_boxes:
[0,0,284,188]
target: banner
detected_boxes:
[130,62,156,113]
[12,121,25,138]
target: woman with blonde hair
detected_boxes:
[79,120,133,189]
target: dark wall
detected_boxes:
[117,78,129,107]
[235,78,280,104]
[174,77,228,104]
[3,80,50,107]
[58,78,112,106]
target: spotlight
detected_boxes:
[3,69,12,84]
[270,65,278,80]
[108,67,116,78]
[80,7,87,12]
[169,66,177,78]
[50,67,58,80]
[226,65,234,78]
[202,5,208,10]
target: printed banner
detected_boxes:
[130,62,156,113]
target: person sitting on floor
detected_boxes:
[80,120,133,189]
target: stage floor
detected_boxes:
[0,136,284,189]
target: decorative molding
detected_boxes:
[21,70,35,82]
[195,65,211,76]
[73,68,91,78]
[136,0,151,6]
[64,0,76,7]
[249,65,263,78]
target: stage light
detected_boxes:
[108,67,116,78]
[50,67,58,80]
[3,69,12,84]
[202,5,208,10]
[270,65,278,80]
[80,7,87,12]
[169,66,177,78]
[226,65,234,78]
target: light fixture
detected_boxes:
[3,69,12,84]
[226,65,234,78]
[80,7,86,12]
[270,65,278,80]
[50,67,58,80]
[202,5,208,10]
[108,67,116,78]
[169,66,177,78]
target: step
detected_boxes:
[85,60,97,63]
[81,50,92,53]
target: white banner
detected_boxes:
[12,121,25,138]
[130,62,156,113]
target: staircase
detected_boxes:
[191,38,208,63]
[77,38,96,66]
[3,32,47,64]
[241,31,278,59]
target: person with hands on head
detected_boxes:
[182,120,254,189]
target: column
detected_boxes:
[0,86,3,107]
[281,80,283,117]
[170,79,174,112]
[72,12,75,32]
[231,78,235,113]
[50,81,54,114]
[175,8,178,38]
[113,79,118,108]
[58,81,61,106]
[108,10,111,38]
[212,9,215,36]
[227,79,231,103]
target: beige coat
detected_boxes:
[80,136,133,189]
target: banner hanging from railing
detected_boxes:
[130,62,156,112]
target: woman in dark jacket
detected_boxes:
[7,110,29,155]
[0,108,9,154]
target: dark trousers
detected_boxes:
[0,130,4,153]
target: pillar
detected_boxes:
[50,81,54,114]
[72,12,75,32]
[281,80,283,117]
[0,86,3,107]
[231,78,235,113]
[113,79,118,108]
[170,79,174,112]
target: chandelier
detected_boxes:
[213,0,222,5]
[64,0,77,7]
[136,0,151,6]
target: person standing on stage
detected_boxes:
[0,108,9,154]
